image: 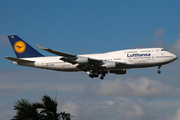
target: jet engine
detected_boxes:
[77,57,89,64]
[102,61,117,69]
[109,69,126,74]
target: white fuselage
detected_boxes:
[14,48,177,72]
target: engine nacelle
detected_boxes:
[109,69,126,74]
[77,57,89,64]
[102,61,117,69]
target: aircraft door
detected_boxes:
[152,54,155,60]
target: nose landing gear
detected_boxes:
[157,70,161,74]
[157,65,161,74]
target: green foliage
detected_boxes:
[12,95,73,120]
[12,99,41,120]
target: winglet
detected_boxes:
[36,44,47,50]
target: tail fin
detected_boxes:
[8,35,44,58]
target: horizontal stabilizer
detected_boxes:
[4,57,34,63]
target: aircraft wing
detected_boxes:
[37,44,103,66]
[37,44,76,58]
[36,44,129,72]
[4,57,34,63]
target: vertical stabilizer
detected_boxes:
[8,35,44,58]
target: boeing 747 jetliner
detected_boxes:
[5,35,178,79]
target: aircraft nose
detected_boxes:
[172,54,178,61]
[174,55,178,60]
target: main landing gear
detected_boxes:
[88,71,107,80]
[157,65,161,74]
[100,73,106,80]
[89,73,99,78]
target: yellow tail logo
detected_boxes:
[14,41,26,53]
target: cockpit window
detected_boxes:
[161,49,166,51]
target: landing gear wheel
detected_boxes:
[157,65,162,74]
[157,70,161,74]
[102,73,106,77]
[95,73,99,78]
[89,73,94,78]
[100,76,104,80]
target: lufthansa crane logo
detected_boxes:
[14,41,26,53]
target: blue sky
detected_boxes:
[1,1,180,120]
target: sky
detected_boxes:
[1,0,180,120]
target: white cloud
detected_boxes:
[0,101,15,120]
[153,28,166,47]
[1,69,180,120]
[60,101,78,117]
[87,77,178,98]
[147,100,180,109]
[114,97,144,119]
[70,97,180,120]
[170,38,180,55]
[0,34,9,46]
[106,100,115,105]
[168,108,180,120]
[0,70,87,98]
[154,28,165,37]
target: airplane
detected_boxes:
[4,35,178,80]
